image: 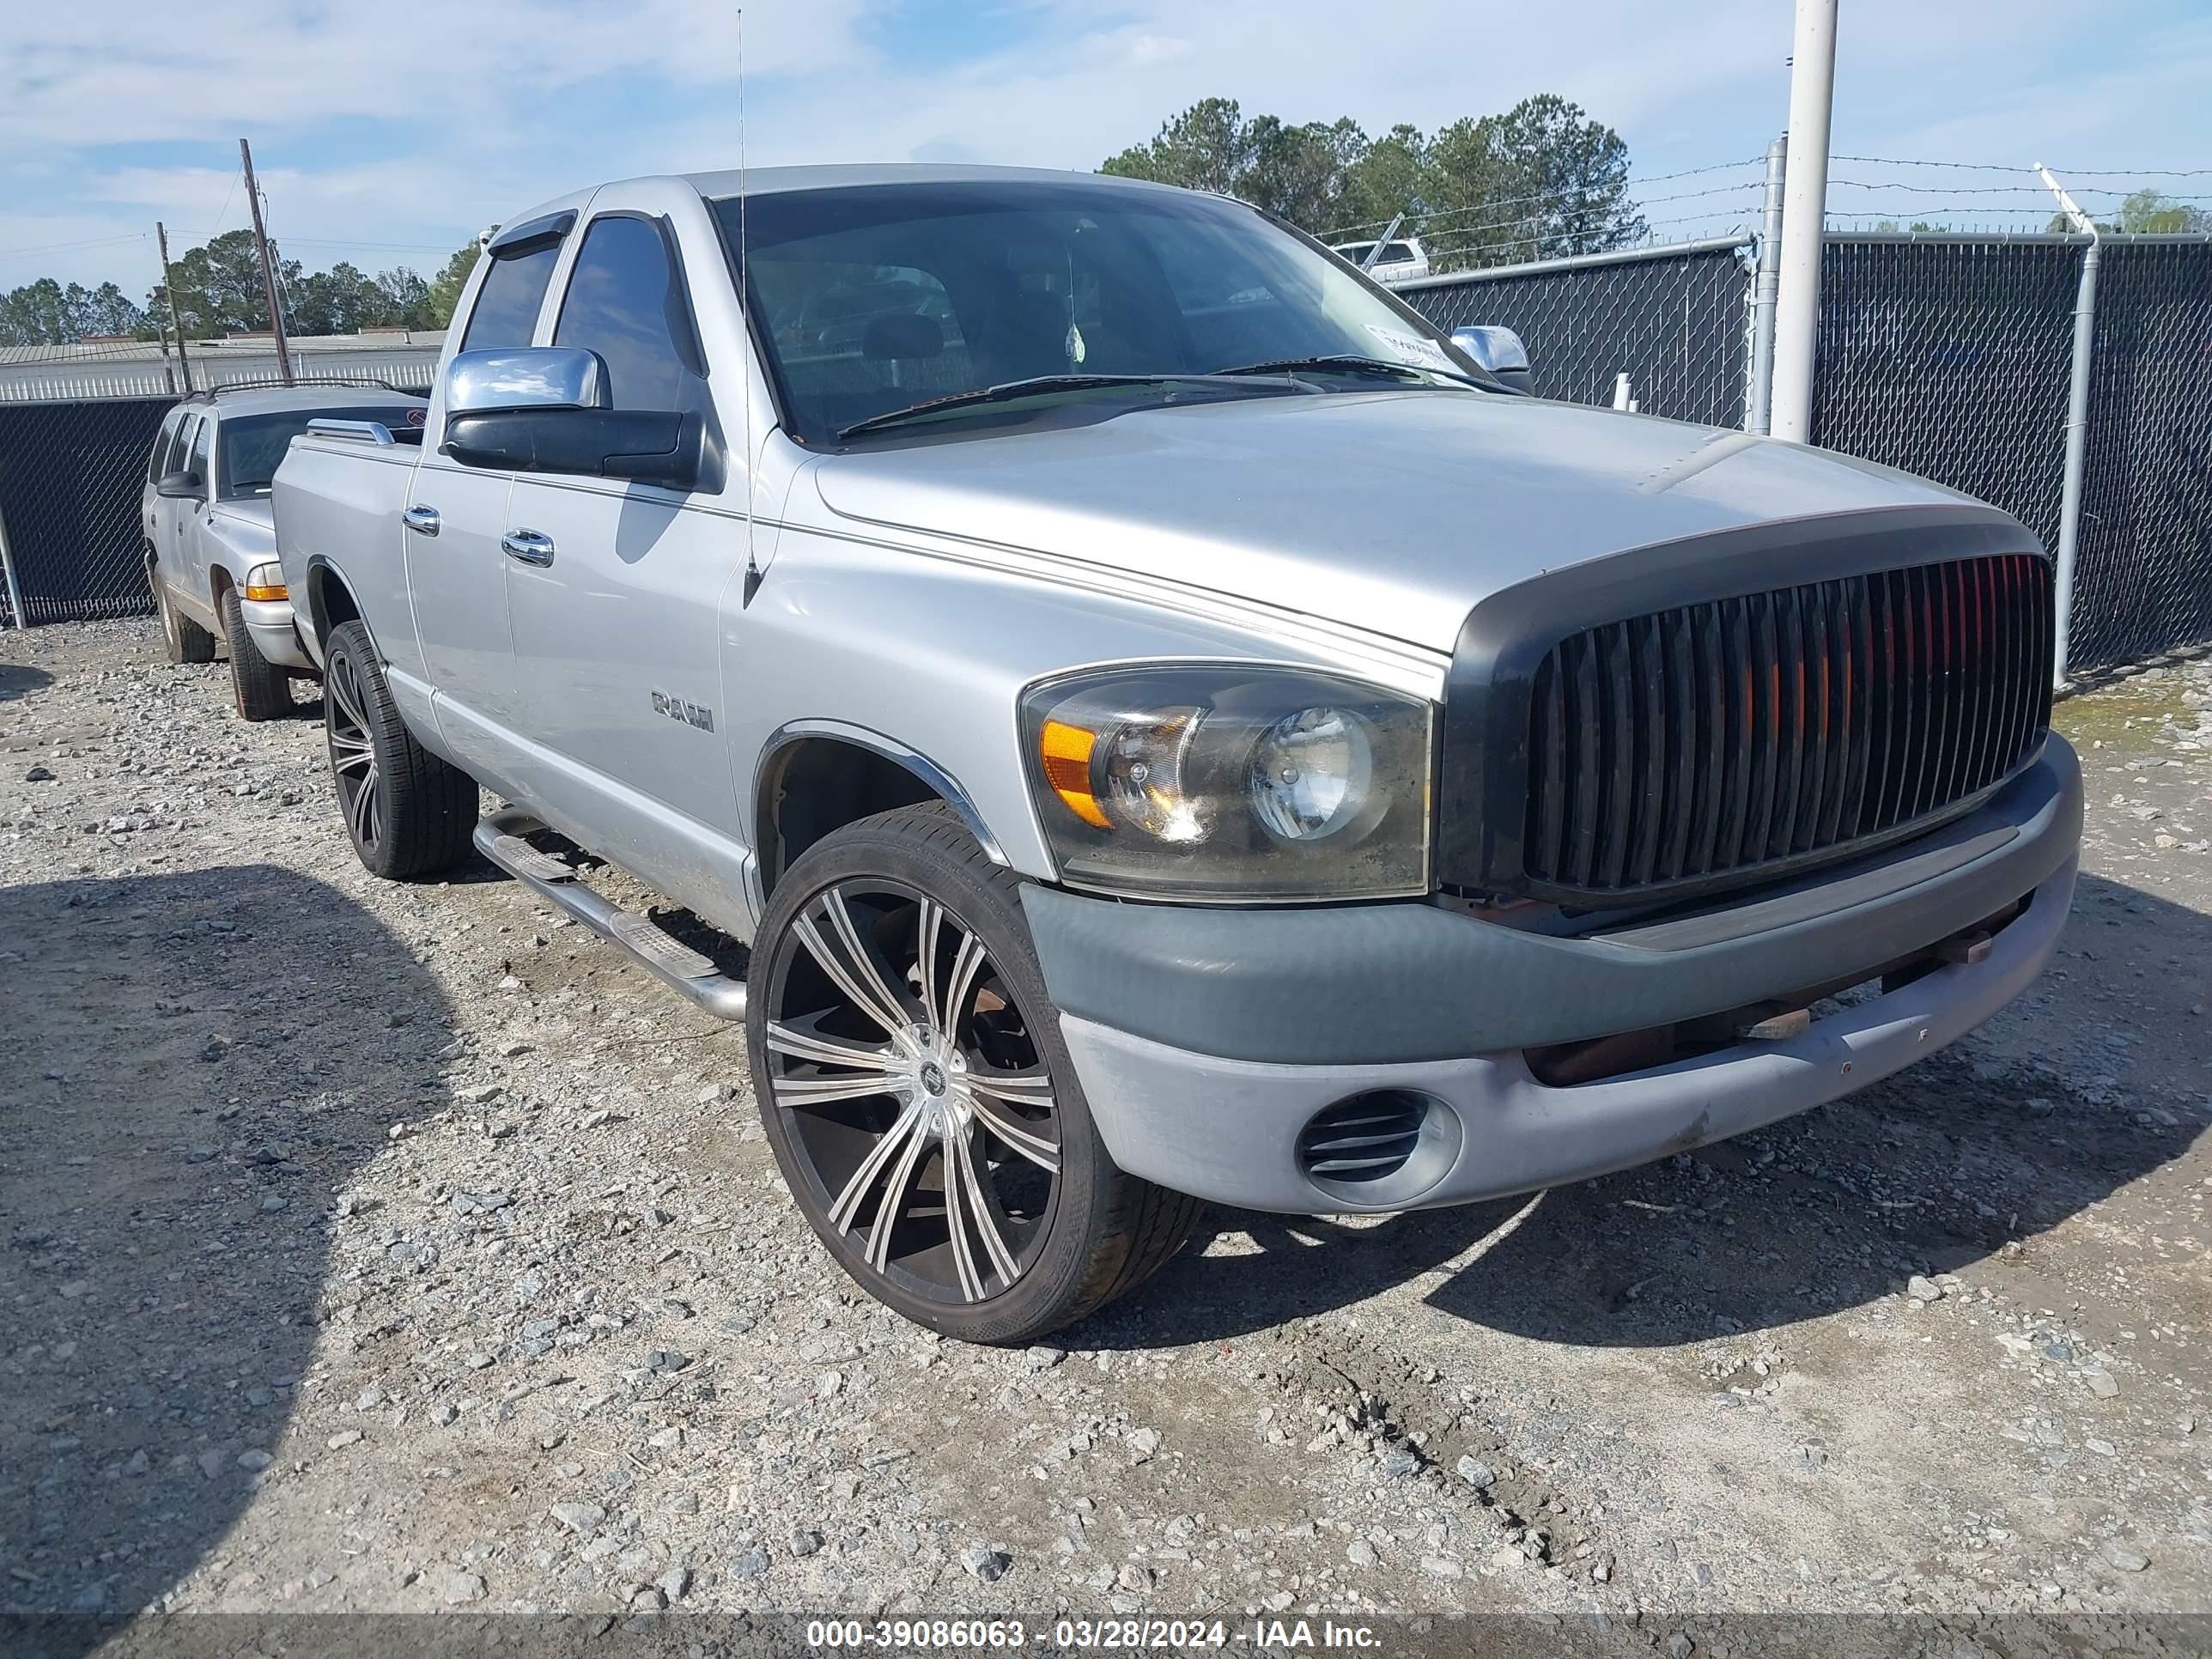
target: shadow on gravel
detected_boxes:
[0,662,54,704]
[1086,872,2205,1352]
[0,865,453,1648]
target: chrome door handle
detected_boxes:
[402,504,441,537]
[501,529,556,567]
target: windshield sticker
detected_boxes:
[1362,324,1455,373]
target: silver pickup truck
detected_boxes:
[272,164,2081,1344]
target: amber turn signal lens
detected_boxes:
[242,583,287,601]
[1039,719,1110,829]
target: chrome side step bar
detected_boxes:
[471,807,747,1022]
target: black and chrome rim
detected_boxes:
[763,880,1061,1306]
[325,649,380,853]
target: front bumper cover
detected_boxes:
[240,596,313,672]
[1024,736,2081,1214]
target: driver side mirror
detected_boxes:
[155,470,204,500]
[1449,325,1532,394]
[439,346,705,491]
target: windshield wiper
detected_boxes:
[838,374,1243,440]
[1212,354,1488,390]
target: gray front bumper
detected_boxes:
[241,596,313,672]
[1025,738,2081,1214]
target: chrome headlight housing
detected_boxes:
[1019,665,1434,901]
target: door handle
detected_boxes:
[402,504,441,537]
[501,529,556,568]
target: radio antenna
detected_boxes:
[738,7,761,602]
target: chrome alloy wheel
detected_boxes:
[762,881,1062,1305]
[324,647,381,855]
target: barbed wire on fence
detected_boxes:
[1317,156,1765,243]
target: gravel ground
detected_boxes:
[1,621,2208,1648]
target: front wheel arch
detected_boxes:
[305,559,363,652]
[753,723,1009,902]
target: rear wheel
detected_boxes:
[746,805,1200,1344]
[152,558,215,665]
[322,619,477,879]
[220,585,291,721]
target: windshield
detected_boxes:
[712,180,1488,446]
[218,406,423,496]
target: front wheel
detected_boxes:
[322,620,477,879]
[152,558,215,665]
[220,585,292,721]
[746,805,1200,1345]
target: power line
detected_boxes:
[0,231,151,265]
[281,237,465,253]
[203,167,243,246]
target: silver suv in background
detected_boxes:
[1328,234,1431,284]
[143,382,427,720]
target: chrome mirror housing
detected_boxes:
[444,347,611,416]
[1449,325,1530,376]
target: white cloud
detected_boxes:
[3,0,2205,292]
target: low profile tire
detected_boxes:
[747,804,1201,1345]
[220,585,292,721]
[153,562,215,665]
[322,619,477,880]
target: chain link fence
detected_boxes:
[2072,240,2212,669]
[0,396,173,625]
[0,368,436,629]
[1399,237,1753,427]
[1809,238,2079,554]
[1401,231,2212,677]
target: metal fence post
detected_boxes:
[2035,167,2103,690]
[1746,135,1787,434]
[0,495,27,629]
[2051,235,2100,687]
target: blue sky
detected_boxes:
[4,0,2209,301]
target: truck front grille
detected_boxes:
[1520,553,2053,899]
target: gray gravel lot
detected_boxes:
[1,621,2207,1644]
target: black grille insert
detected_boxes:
[1295,1093,1426,1186]
[1521,552,2053,898]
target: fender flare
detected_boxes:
[754,719,1011,870]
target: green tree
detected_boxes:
[0,276,149,344]
[2118,188,2209,234]
[149,228,280,337]
[424,236,485,329]
[1100,94,1644,272]
[1423,94,1644,265]
[376,267,436,330]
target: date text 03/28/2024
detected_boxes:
[803,1616,1387,1650]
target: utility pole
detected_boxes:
[239,138,295,386]
[1769,0,1838,444]
[155,221,193,394]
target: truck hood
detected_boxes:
[811,390,1980,654]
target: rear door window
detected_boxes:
[187,416,212,483]
[149,412,181,481]
[552,215,702,412]
[167,415,200,477]
[460,242,561,352]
